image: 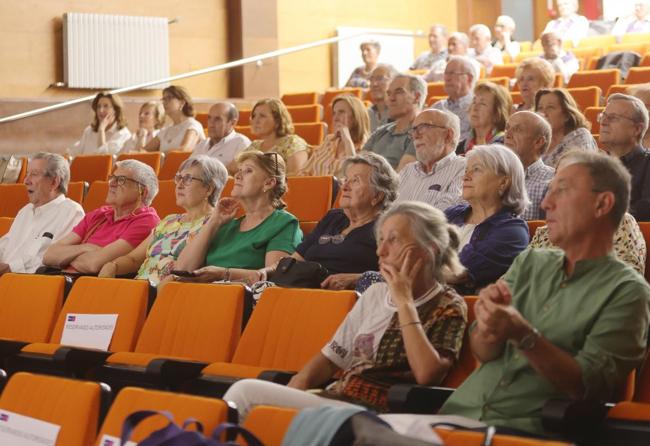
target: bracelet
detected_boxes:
[399,321,422,329]
[223,267,231,282]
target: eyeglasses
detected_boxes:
[597,112,638,124]
[318,234,346,245]
[263,152,280,176]
[108,175,143,187]
[409,123,447,137]
[174,174,204,186]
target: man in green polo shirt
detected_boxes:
[439,150,650,435]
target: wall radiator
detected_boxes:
[63,12,170,89]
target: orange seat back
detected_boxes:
[480,77,510,88]
[294,122,325,146]
[527,220,546,239]
[158,151,192,180]
[243,406,298,446]
[94,387,231,445]
[608,401,650,421]
[0,273,65,342]
[626,66,650,85]
[638,222,650,282]
[82,181,108,212]
[0,184,29,217]
[435,428,572,445]
[608,42,650,57]
[238,109,252,126]
[117,152,162,175]
[70,154,113,183]
[490,63,518,79]
[578,35,616,48]
[232,287,356,370]
[567,86,601,111]
[321,89,362,109]
[0,372,102,446]
[66,181,86,204]
[134,282,244,363]
[0,217,13,236]
[285,176,333,234]
[287,104,323,123]
[584,106,604,135]
[443,295,479,388]
[641,53,650,67]
[234,125,255,141]
[567,69,620,94]
[606,84,632,98]
[195,113,208,127]
[282,92,318,106]
[50,277,148,351]
[427,81,446,99]
[571,46,604,62]
[151,179,183,219]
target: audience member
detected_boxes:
[262,152,398,291]
[540,31,579,85]
[457,81,512,155]
[543,0,589,46]
[363,74,425,170]
[192,102,251,174]
[611,1,650,38]
[97,156,228,286]
[439,150,650,435]
[424,33,481,83]
[411,24,448,70]
[504,111,555,220]
[346,41,380,89]
[172,151,301,283]
[0,153,84,275]
[299,95,369,176]
[144,85,205,152]
[628,83,650,148]
[121,101,165,153]
[514,58,555,111]
[599,93,650,221]
[43,160,160,274]
[535,88,598,168]
[468,24,503,75]
[397,109,465,210]
[432,56,477,141]
[445,144,529,293]
[69,92,131,156]
[367,64,398,132]
[244,98,309,175]
[223,201,468,418]
[493,15,520,60]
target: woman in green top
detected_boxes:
[173,150,302,284]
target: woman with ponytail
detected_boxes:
[222,201,468,420]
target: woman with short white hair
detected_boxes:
[445,144,530,293]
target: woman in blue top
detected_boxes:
[445,143,530,293]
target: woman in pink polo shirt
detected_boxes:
[42,159,160,274]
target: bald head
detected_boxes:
[208,102,238,142]
[504,111,551,167]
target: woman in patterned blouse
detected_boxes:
[535,88,598,168]
[299,95,370,177]
[97,155,228,286]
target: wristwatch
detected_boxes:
[514,327,541,351]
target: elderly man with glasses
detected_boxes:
[43,159,160,274]
[0,153,84,275]
[395,109,466,211]
[599,93,650,221]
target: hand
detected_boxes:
[137,128,148,139]
[287,373,309,390]
[97,262,117,278]
[182,266,223,283]
[0,263,10,276]
[99,111,115,131]
[209,198,240,227]
[474,280,529,343]
[335,124,352,141]
[321,273,360,290]
[380,247,423,307]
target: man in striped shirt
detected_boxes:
[396,109,466,211]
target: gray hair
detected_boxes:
[446,55,478,87]
[179,155,229,206]
[340,152,399,210]
[466,144,530,215]
[448,32,470,48]
[394,74,428,109]
[433,109,461,148]
[376,201,464,283]
[558,150,631,227]
[31,152,70,194]
[114,159,159,206]
[496,15,516,32]
[372,63,399,80]
[430,24,448,37]
[607,93,650,143]
[469,23,492,39]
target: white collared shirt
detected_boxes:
[192,130,251,165]
[69,124,132,156]
[0,194,85,273]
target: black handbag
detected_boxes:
[270,256,329,289]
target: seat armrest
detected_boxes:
[182,374,242,399]
[0,340,29,361]
[145,358,208,387]
[541,398,609,442]
[257,370,297,385]
[53,346,112,375]
[387,384,454,414]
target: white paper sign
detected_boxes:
[98,434,136,446]
[60,313,118,351]
[0,410,60,446]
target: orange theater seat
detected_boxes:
[70,154,113,183]
[443,295,479,388]
[158,151,192,180]
[567,69,620,95]
[285,176,333,234]
[117,152,162,175]
[294,122,326,146]
[281,92,318,106]
[238,109,252,126]
[584,107,604,135]
[491,63,518,79]
[641,53,650,67]
[234,125,255,141]
[527,220,545,239]
[0,372,104,446]
[435,429,573,445]
[195,113,208,127]
[287,104,323,123]
[481,77,510,88]
[427,82,446,99]
[0,217,13,236]
[626,67,650,85]
[151,179,183,219]
[0,183,29,217]
[82,181,108,212]
[243,406,298,446]
[606,84,632,98]
[578,35,616,48]
[321,88,362,110]
[66,181,86,204]
[567,86,601,111]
